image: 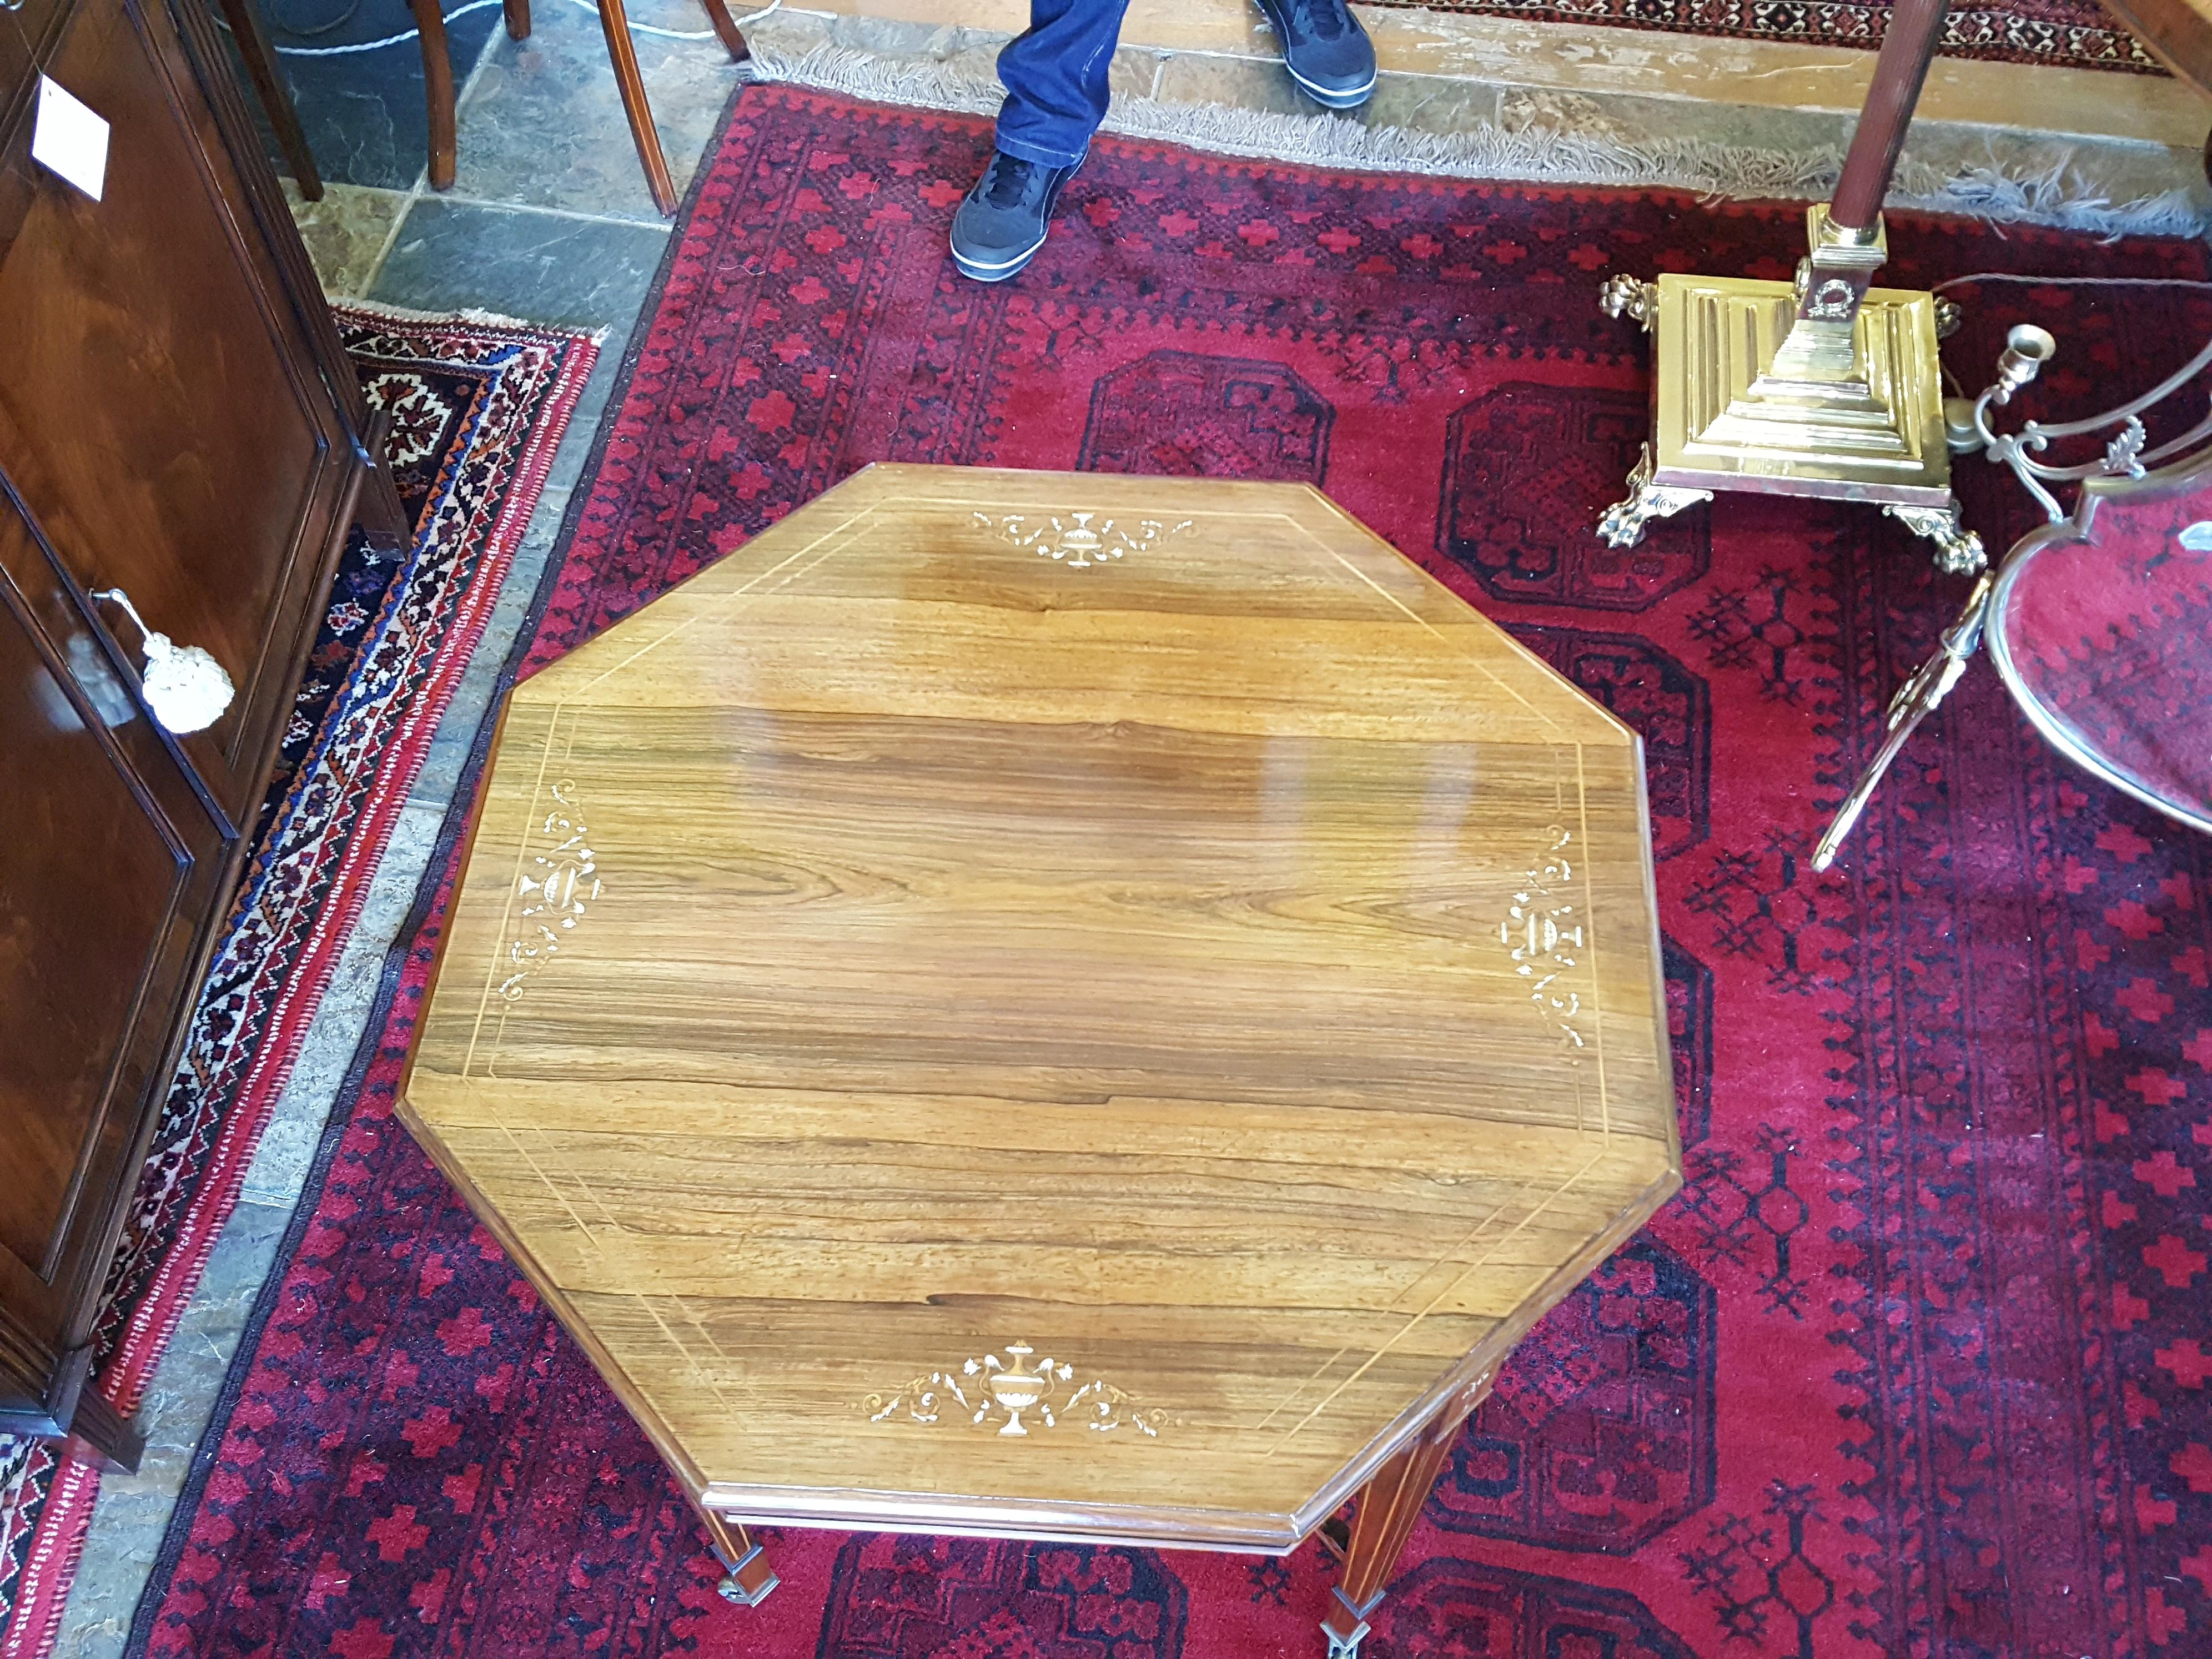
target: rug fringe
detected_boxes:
[335,295,588,334]
[743,41,2206,239]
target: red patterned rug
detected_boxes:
[0,308,596,1659]
[1360,0,2162,73]
[131,89,2212,1659]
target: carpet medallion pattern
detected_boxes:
[1078,350,1336,480]
[1505,625,1711,856]
[0,309,595,1659]
[134,91,2212,1659]
[1436,1235,1718,1553]
[1445,384,1708,611]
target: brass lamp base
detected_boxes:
[1597,210,1983,576]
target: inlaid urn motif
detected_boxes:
[978,510,1194,569]
[864,1341,1167,1438]
[987,1343,1050,1435]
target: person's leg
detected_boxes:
[950,0,1132,282]
[994,0,1133,169]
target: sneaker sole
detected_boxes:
[1286,61,1375,108]
[950,229,1050,283]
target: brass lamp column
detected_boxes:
[1596,0,1983,576]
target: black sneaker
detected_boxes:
[949,151,1078,283]
[1252,0,1376,109]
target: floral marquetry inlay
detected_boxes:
[865,1343,1167,1437]
[977,510,1194,570]
[1501,826,1586,1050]
[497,779,602,1001]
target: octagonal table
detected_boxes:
[398,464,1682,1657]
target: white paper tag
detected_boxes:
[31,76,109,202]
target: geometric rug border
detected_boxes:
[117,244,687,1659]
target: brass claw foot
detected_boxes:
[1597,443,1712,550]
[1883,500,1986,576]
[1598,274,1657,330]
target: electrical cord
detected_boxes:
[265,0,364,38]
[249,2,495,55]
[1934,271,2212,296]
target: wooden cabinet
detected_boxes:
[0,0,397,1467]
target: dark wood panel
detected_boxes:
[0,0,68,104]
[0,413,224,849]
[0,18,27,120]
[0,0,351,826]
[0,490,213,1406]
[0,622,182,1274]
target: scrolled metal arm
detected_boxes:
[1962,324,2212,522]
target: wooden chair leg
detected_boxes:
[215,0,325,200]
[595,0,678,217]
[411,0,458,191]
[695,0,751,64]
[504,0,531,42]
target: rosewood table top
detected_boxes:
[399,464,1681,1577]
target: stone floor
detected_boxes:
[42,0,2212,1650]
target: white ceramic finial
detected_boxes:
[91,589,235,735]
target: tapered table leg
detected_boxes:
[352,407,414,551]
[66,1386,146,1475]
[1319,1409,1466,1658]
[696,1502,778,1607]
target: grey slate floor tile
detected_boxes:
[369,194,671,326]
[224,0,505,192]
[449,0,753,220]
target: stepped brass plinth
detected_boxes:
[1598,207,1983,576]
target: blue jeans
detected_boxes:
[994,0,1137,170]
